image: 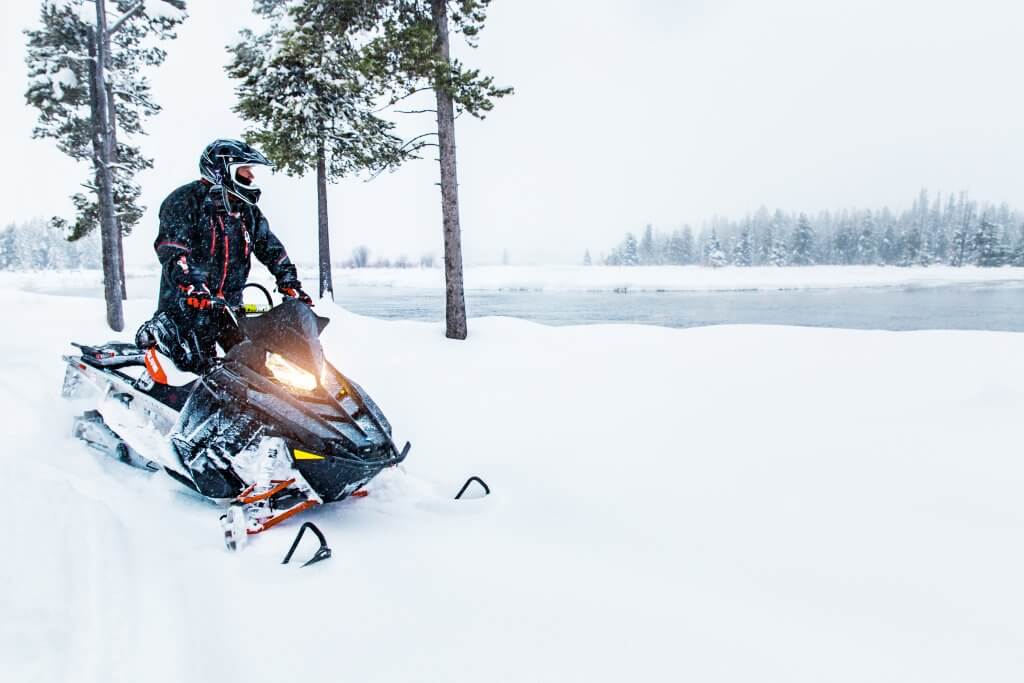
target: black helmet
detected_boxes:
[199,139,272,206]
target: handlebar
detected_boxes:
[176,298,271,315]
[236,303,273,314]
[220,301,273,328]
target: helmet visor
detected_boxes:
[229,163,263,189]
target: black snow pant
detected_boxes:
[137,306,243,374]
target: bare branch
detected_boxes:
[400,132,438,149]
[395,109,437,115]
[107,1,145,37]
[112,89,152,105]
[373,87,434,113]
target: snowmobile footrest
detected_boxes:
[454,476,491,500]
[250,499,319,534]
[237,478,295,504]
[282,522,331,567]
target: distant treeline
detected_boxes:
[0,221,436,272]
[597,190,1024,267]
[0,219,100,270]
[335,245,435,269]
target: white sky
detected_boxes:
[3,0,1024,268]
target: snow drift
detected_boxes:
[4,288,1023,682]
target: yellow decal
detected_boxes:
[293,449,325,461]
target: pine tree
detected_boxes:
[666,230,687,265]
[768,238,788,266]
[583,249,592,266]
[351,244,370,268]
[362,0,512,339]
[1011,224,1024,266]
[703,230,727,267]
[973,217,1008,266]
[227,0,415,300]
[762,210,788,266]
[732,226,753,266]
[832,221,857,265]
[621,233,639,265]
[950,196,975,266]
[679,226,695,264]
[926,194,946,264]
[856,211,877,264]
[0,226,18,271]
[25,0,186,330]
[639,223,656,264]
[790,214,815,265]
[879,225,899,264]
[899,225,923,266]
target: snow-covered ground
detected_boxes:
[4,288,1024,682]
[8,264,1024,296]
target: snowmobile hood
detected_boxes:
[237,299,330,376]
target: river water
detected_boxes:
[33,276,1024,332]
[333,283,1024,331]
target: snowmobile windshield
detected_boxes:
[236,299,330,378]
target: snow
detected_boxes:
[4,285,1024,682]
[44,0,78,11]
[143,0,185,22]
[51,66,78,99]
[42,0,91,24]
[327,264,1024,292]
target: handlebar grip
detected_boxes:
[178,295,227,312]
[237,303,273,314]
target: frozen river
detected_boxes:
[29,275,1024,332]
[334,282,1024,331]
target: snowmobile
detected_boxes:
[61,295,411,551]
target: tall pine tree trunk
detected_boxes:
[431,0,467,340]
[89,1,124,331]
[105,68,127,300]
[316,141,333,300]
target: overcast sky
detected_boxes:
[3,0,1024,267]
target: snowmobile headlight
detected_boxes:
[265,352,317,392]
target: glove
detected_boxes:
[279,283,313,306]
[179,283,216,310]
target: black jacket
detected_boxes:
[154,180,300,312]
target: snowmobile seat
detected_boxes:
[74,342,146,370]
[143,380,197,412]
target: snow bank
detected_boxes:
[5,291,1024,682]
[1,267,160,294]
[329,264,1024,292]
[9,265,1024,296]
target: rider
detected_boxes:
[137,139,312,373]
